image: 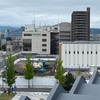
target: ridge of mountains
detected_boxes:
[90,28,100,34]
[0,26,20,33]
[0,26,100,35]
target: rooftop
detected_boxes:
[47,70,100,100]
[61,41,100,44]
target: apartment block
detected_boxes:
[71,7,90,41]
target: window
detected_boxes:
[91,51,92,54]
[42,34,47,36]
[42,44,47,47]
[77,51,79,54]
[96,51,97,54]
[42,49,47,51]
[54,28,58,30]
[42,39,47,42]
[24,34,32,36]
[74,51,75,54]
[87,51,89,54]
[82,51,84,54]
[69,51,70,54]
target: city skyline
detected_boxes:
[0,0,100,28]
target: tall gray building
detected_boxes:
[50,22,71,54]
[71,7,90,41]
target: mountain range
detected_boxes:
[0,26,100,35]
[0,26,20,33]
[90,28,100,34]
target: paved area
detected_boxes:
[0,76,55,100]
[0,76,56,88]
[12,92,49,100]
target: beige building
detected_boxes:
[22,24,50,54]
[50,22,71,54]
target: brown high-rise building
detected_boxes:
[71,7,90,41]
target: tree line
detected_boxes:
[2,54,34,94]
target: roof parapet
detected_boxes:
[70,76,86,94]
[89,70,99,84]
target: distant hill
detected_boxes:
[0,26,20,33]
[90,28,100,34]
[0,26,100,35]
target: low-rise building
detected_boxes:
[22,24,50,54]
[59,41,100,69]
[50,22,71,54]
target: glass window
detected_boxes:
[42,49,47,51]
[42,44,47,47]
[96,51,97,54]
[24,34,32,36]
[42,34,47,36]
[42,39,47,42]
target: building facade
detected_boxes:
[22,22,71,55]
[60,41,100,69]
[22,24,50,54]
[71,7,90,41]
[50,22,71,54]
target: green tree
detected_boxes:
[4,54,16,87]
[54,58,65,86]
[24,54,34,87]
[1,44,6,51]
[63,71,75,91]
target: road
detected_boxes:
[0,87,52,92]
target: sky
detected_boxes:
[0,0,100,28]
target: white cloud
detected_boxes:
[0,0,99,28]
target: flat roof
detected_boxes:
[61,41,100,44]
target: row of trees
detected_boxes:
[3,54,80,92]
[3,54,34,89]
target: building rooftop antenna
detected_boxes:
[32,11,36,29]
[58,15,60,32]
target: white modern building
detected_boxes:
[59,41,100,69]
[22,24,50,54]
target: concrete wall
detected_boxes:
[60,41,100,68]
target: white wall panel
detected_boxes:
[92,44,96,66]
[61,42,100,69]
[97,44,100,66]
[79,44,82,67]
[66,44,69,66]
[62,44,65,66]
[74,44,77,66]
[83,44,87,66]
[70,44,74,66]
